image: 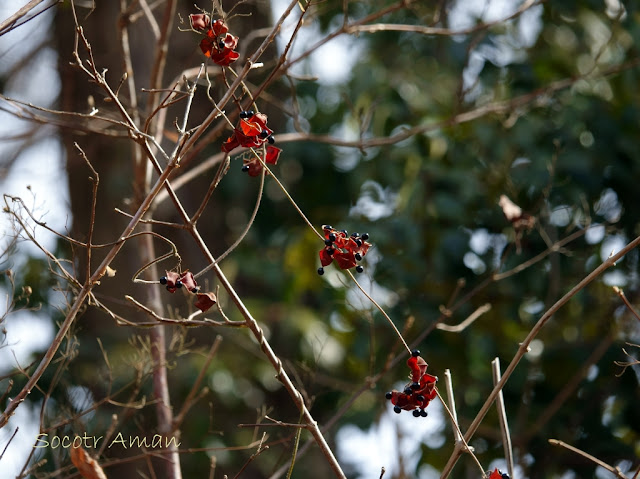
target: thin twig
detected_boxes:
[437,303,492,332]
[613,286,640,323]
[443,370,461,443]
[548,439,631,479]
[435,388,486,479]
[492,358,514,479]
[346,270,411,354]
[439,233,640,478]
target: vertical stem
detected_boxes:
[444,370,461,443]
[439,234,640,478]
[492,358,514,478]
[141,227,182,479]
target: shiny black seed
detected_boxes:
[385,392,393,400]
[341,229,348,235]
[191,287,199,293]
[355,253,362,261]
[218,40,226,49]
[328,233,336,242]
[356,265,364,273]
[420,409,428,417]
[327,248,334,256]
[417,395,425,402]
[412,409,421,417]
[317,267,324,275]
[176,280,183,288]
[404,386,413,395]
[159,276,168,285]
[267,135,275,144]
[356,239,362,247]
[239,111,249,119]
[241,165,250,172]
[324,238,333,246]
[259,129,269,138]
[247,110,255,117]
[393,406,401,414]
[351,232,359,237]
[361,233,369,241]
[411,382,420,390]
[411,349,420,357]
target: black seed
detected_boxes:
[267,135,275,144]
[241,165,250,172]
[385,392,393,400]
[239,111,249,119]
[176,280,183,288]
[361,233,369,241]
[324,239,332,246]
[404,386,413,395]
[340,229,348,235]
[159,276,168,285]
[317,267,324,275]
[259,129,269,138]
[355,239,362,247]
[420,410,428,417]
[351,232,359,237]
[411,349,421,357]
[191,287,199,293]
[417,395,425,402]
[411,382,420,390]
[328,233,336,242]
[356,265,364,273]
[247,110,255,117]
[327,248,334,256]
[355,253,362,261]
[393,406,401,414]
[323,224,332,230]
[218,40,225,49]
[412,409,421,417]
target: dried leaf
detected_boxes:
[194,292,217,312]
[70,447,107,479]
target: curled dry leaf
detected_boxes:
[194,292,217,312]
[499,194,522,221]
[70,447,107,479]
[499,194,535,230]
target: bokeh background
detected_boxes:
[1,0,639,478]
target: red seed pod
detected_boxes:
[189,13,211,31]
[317,226,371,273]
[386,350,437,418]
[222,113,275,153]
[198,19,239,66]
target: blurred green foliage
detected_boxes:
[2,1,640,478]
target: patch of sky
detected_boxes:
[271,0,365,85]
[336,397,445,479]
[594,188,622,223]
[585,224,605,244]
[349,180,398,221]
[550,205,572,227]
[448,0,543,100]
[600,234,627,262]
